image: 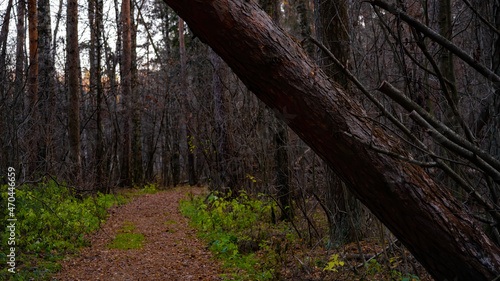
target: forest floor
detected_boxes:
[53,186,222,280]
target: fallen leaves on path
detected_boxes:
[54,187,221,280]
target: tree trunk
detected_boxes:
[275,121,293,220]
[210,48,230,189]
[37,0,56,174]
[14,0,25,105]
[316,0,350,90]
[26,0,38,176]
[316,0,360,246]
[66,0,81,183]
[131,0,144,185]
[120,0,132,187]
[0,0,13,95]
[179,18,197,186]
[0,0,13,171]
[88,0,106,192]
[161,0,500,279]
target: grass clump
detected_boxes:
[180,190,291,280]
[108,221,145,250]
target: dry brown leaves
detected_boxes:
[53,186,222,280]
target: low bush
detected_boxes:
[0,179,128,280]
[180,190,293,280]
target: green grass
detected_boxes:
[164,219,178,225]
[108,233,145,250]
[108,221,145,250]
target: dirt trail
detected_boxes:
[54,187,221,280]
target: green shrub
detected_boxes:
[180,190,282,280]
[0,179,128,280]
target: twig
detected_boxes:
[356,239,399,269]
[462,0,500,35]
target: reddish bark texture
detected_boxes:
[161,0,500,280]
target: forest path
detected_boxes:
[54,186,221,280]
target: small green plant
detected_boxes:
[142,183,158,194]
[366,259,383,274]
[323,254,345,272]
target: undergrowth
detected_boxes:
[180,189,427,281]
[0,179,129,280]
[180,190,292,280]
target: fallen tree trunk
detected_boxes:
[161,0,500,279]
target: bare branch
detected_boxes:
[379,81,500,176]
[366,0,500,85]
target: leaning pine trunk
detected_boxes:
[161,0,500,280]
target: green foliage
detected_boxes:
[323,254,345,272]
[142,183,158,194]
[0,179,128,280]
[365,258,421,281]
[366,259,383,275]
[180,190,283,280]
[187,135,196,153]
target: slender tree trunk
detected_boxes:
[0,0,13,171]
[179,18,197,186]
[66,0,81,183]
[14,0,25,100]
[296,0,312,55]
[0,0,13,93]
[262,0,293,221]
[316,0,350,89]
[120,0,132,187]
[131,1,144,185]
[275,122,293,220]
[26,0,38,176]
[162,0,500,279]
[315,0,360,246]
[52,0,63,64]
[89,0,106,192]
[37,0,56,174]
[210,48,229,189]
[438,0,457,104]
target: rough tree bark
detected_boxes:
[161,0,500,280]
[37,0,56,174]
[66,0,81,183]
